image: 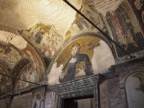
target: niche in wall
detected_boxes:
[126,72,144,108]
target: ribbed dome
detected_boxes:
[93,0,123,16]
[0,0,82,35]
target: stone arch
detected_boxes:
[0,28,46,87]
[11,58,30,80]
[13,59,42,91]
[14,62,33,91]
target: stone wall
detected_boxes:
[100,76,125,108]
[10,93,32,108]
[100,57,144,108]
[0,57,144,108]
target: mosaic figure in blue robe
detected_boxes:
[59,43,93,82]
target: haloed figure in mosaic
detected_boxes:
[59,43,93,82]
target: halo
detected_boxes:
[70,39,85,54]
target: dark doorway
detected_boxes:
[63,95,94,108]
[64,99,78,108]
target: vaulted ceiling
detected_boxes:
[0,0,82,70]
[0,0,134,92]
[0,0,82,35]
[0,0,84,91]
[0,0,127,75]
[0,0,128,53]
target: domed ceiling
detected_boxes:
[0,0,83,91]
[0,0,124,65]
[0,0,83,67]
[0,0,82,35]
